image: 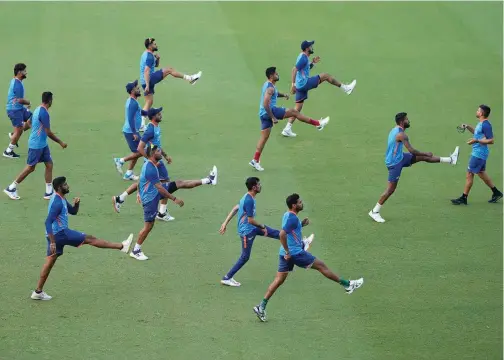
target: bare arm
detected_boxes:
[137,140,147,158]
[144,67,151,90]
[465,125,475,134]
[44,128,66,148]
[397,132,429,156]
[219,205,239,234]
[477,137,494,145]
[263,87,276,121]
[247,216,265,229]
[277,92,290,100]
[16,98,30,106]
[154,182,184,206]
[291,67,297,87]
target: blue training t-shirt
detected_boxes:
[139,160,160,204]
[472,120,493,160]
[139,51,156,85]
[385,127,404,167]
[237,193,256,236]
[141,122,161,148]
[122,97,141,134]
[45,194,78,236]
[295,53,310,89]
[279,211,304,256]
[258,82,278,118]
[28,106,51,149]
[6,78,25,111]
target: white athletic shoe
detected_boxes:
[344,277,364,294]
[342,79,357,95]
[189,71,202,85]
[130,250,149,261]
[156,212,175,222]
[281,128,297,137]
[123,173,139,181]
[121,233,133,254]
[113,158,124,175]
[368,210,385,223]
[221,278,241,287]
[303,233,314,251]
[112,196,123,213]
[209,165,218,185]
[4,188,20,200]
[450,146,459,165]
[317,116,330,131]
[249,159,264,171]
[31,291,52,300]
[253,305,267,322]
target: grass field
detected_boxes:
[0,2,502,359]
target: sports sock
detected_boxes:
[183,74,191,81]
[339,279,350,287]
[133,243,141,252]
[309,119,320,126]
[5,144,15,153]
[372,203,382,213]
[440,157,451,163]
[201,178,211,185]
[8,181,17,191]
[254,151,261,162]
[45,183,53,194]
[284,122,292,130]
[260,298,269,310]
[159,203,167,214]
[119,191,128,202]
[125,170,133,176]
[491,186,500,195]
[119,158,126,164]
[462,193,468,199]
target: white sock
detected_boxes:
[119,158,125,164]
[8,181,17,191]
[45,183,53,194]
[440,157,451,164]
[201,178,211,185]
[133,243,141,252]
[183,74,191,81]
[372,203,382,213]
[5,144,14,153]
[119,191,128,202]
[285,122,292,130]
[141,116,147,126]
[125,170,133,176]
[159,203,167,214]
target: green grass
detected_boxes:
[0,2,502,359]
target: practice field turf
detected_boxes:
[0,2,502,359]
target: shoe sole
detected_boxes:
[489,195,503,203]
[2,153,19,159]
[3,189,20,200]
[112,196,120,213]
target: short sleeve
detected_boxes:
[482,122,493,139]
[146,164,160,185]
[141,125,154,143]
[243,196,254,217]
[14,81,24,98]
[40,109,50,129]
[145,53,155,68]
[45,197,63,234]
[295,55,308,71]
[282,215,298,233]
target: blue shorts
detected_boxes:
[295,75,320,103]
[142,182,179,222]
[27,146,52,166]
[7,108,32,128]
[387,153,415,182]
[141,70,164,95]
[468,156,486,174]
[278,251,317,272]
[124,132,140,152]
[259,106,287,130]
[46,229,86,256]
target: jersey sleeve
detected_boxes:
[146,164,160,185]
[40,109,51,129]
[45,197,63,234]
[482,122,493,139]
[127,101,138,133]
[295,55,308,71]
[141,125,154,143]
[243,197,254,217]
[145,53,155,68]
[14,81,24,98]
[282,215,298,233]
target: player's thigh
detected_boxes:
[7,110,24,128]
[40,146,53,164]
[141,83,155,96]
[292,251,317,269]
[22,108,32,121]
[151,70,164,85]
[143,197,160,222]
[295,88,308,103]
[272,107,287,120]
[27,148,47,167]
[467,156,486,174]
[306,75,321,90]
[124,133,140,153]
[161,181,178,197]
[260,115,273,131]
[278,255,295,273]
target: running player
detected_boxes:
[368,112,460,223]
[113,80,143,181]
[451,105,502,205]
[253,193,364,322]
[31,177,133,300]
[4,63,32,158]
[219,177,314,287]
[4,92,67,200]
[281,41,356,137]
[139,37,202,130]
[249,66,329,172]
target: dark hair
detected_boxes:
[286,193,300,209]
[42,92,53,104]
[479,104,491,118]
[14,63,26,76]
[395,112,407,125]
[145,38,155,49]
[265,67,276,79]
[52,176,66,192]
[245,177,260,191]
[146,145,159,158]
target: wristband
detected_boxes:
[172,197,177,202]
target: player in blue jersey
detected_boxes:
[281,41,357,137]
[4,63,32,158]
[219,177,314,287]
[451,105,502,205]
[139,38,202,130]
[250,66,330,171]
[30,177,133,300]
[3,92,67,201]
[113,80,143,181]
[368,112,460,223]
[253,193,364,322]
[112,107,217,222]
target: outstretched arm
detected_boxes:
[397,132,430,156]
[219,205,239,234]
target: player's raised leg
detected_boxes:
[310,259,363,294]
[284,108,329,131]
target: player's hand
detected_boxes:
[301,218,310,227]
[174,198,184,207]
[284,94,290,101]
[26,104,31,110]
[165,156,172,164]
[49,242,56,256]
[312,56,321,63]
[60,142,67,149]
[145,86,150,95]
[219,223,227,235]
[460,124,468,129]
[467,138,478,145]
[283,253,291,261]
[272,117,278,124]
[73,197,80,205]
[133,134,139,141]
[136,193,141,204]
[290,84,296,95]
[154,53,160,60]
